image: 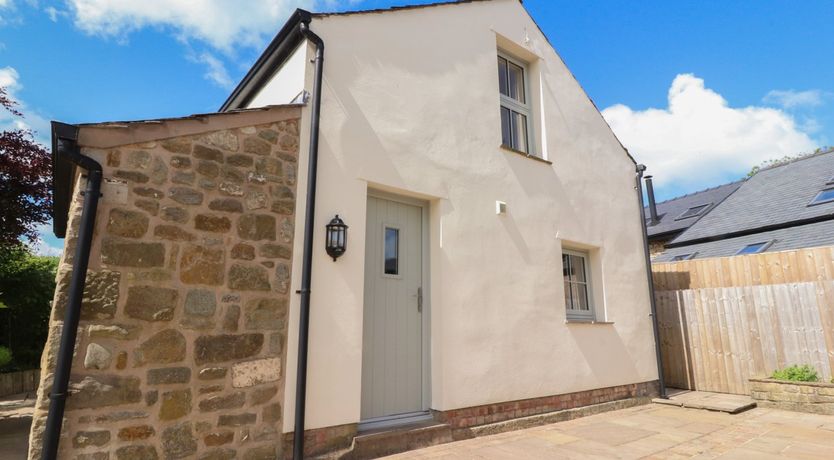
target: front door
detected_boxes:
[361,195,425,421]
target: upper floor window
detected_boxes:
[498,53,532,155]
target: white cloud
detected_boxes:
[44,6,64,21]
[191,52,233,89]
[0,65,20,90]
[0,66,51,144]
[64,0,317,51]
[602,74,818,189]
[763,89,826,109]
[30,224,63,257]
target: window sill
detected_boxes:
[565,319,614,325]
[500,145,552,165]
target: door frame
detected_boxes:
[361,189,432,425]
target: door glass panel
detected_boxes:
[384,227,399,275]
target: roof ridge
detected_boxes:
[312,0,497,17]
[650,179,746,207]
[754,146,834,174]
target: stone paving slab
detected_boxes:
[653,388,756,414]
[383,404,834,459]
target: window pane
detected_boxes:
[500,106,512,148]
[497,57,509,97]
[570,255,586,283]
[384,227,399,275]
[737,242,766,255]
[510,111,528,153]
[678,204,710,219]
[564,281,573,309]
[562,254,571,280]
[574,283,589,311]
[811,188,834,204]
[507,61,525,103]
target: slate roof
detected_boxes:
[670,149,834,246]
[645,180,743,239]
[654,219,834,262]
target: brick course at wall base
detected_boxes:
[283,381,659,459]
[28,108,301,460]
[436,380,659,429]
[750,378,834,415]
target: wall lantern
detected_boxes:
[325,215,348,261]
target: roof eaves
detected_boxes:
[220,9,312,112]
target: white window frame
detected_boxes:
[498,51,535,157]
[562,249,594,321]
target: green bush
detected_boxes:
[771,364,819,382]
[0,346,12,369]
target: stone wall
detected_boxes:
[750,378,834,415]
[29,113,300,460]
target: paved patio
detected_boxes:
[384,403,834,459]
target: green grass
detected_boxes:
[771,364,819,382]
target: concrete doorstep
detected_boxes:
[653,388,756,414]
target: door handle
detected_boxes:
[417,287,423,313]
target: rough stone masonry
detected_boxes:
[29,106,301,460]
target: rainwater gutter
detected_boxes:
[636,164,668,399]
[41,121,103,459]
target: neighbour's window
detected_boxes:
[563,249,593,320]
[498,53,533,155]
[676,204,711,220]
[736,241,772,255]
[809,188,834,206]
[671,253,697,261]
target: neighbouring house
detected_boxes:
[643,177,743,257]
[654,148,834,262]
[31,1,660,459]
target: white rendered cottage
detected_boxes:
[224,0,660,456]
[33,1,661,459]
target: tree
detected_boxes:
[0,245,59,370]
[0,86,52,246]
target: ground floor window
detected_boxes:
[562,249,594,320]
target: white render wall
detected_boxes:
[247,0,658,432]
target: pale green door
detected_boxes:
[361,195,424,420]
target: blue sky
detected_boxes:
[2,0,833,254]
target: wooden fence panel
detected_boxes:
[653,246,834,395]
[0,369,40,397]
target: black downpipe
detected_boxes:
[42,123,103,460]
[645,175,659,226]
[294,20,324,460]
[636,164,667,399]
